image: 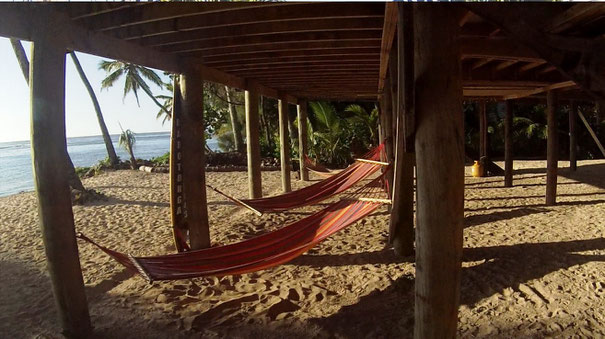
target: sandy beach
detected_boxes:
[1,160,604,338]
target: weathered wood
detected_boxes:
[460,37,543,63]
[569,102,578,171]
[545,4,605,34]
[245,84,262,198]
[578,109,605,158]
[202,46,380,62]
[297,100,309,181]
[389,3,415,257]
[504,100,514,187]
[414,5,464,338]
[546,90,558,206]
[30,31,91,337]
[479,100,488,159]
[378,3,398,92]
[471,58,493,70]
[170,79,187,252]
[381,75,395,191]
[278,97,292,192]
[180,71,210,249]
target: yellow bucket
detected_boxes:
[471,160,484,177]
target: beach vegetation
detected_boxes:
[118,127,138,170]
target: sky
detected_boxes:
[0,37,172,143]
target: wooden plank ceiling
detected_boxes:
[24,3,605,101]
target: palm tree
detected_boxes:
[118,125,137,170]
[69,52,119,166]
[345,104,380,145]
[224,86,245,153]
[156,80,174,125]
[10,39,86,191]
[309,101,349,166]
[99,60,169,115]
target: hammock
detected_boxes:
[208,144,386,215]
[302,154,343,178]
[77,177,388,282]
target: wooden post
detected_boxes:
[504,100,514,187]
[297,100,310,181]
[245,85,262,198]
[569,102,577,171]
[546,90,558,206]
[180,71,210,249]
[278,96,292,192]
[382,75,395,189]
[30,34,92,337]
[479,100,488,159]
[170,79,187,252]
[389,3,415,257]
[414,5,464,338]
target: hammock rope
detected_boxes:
[302,154,343,178]
[77,175,388,283]
[211,144,386,214]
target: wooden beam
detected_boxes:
[207,56,379,68]
[459,10,473,27]
[111,3,385,40]
[471,58,493,70]
[495,60,517,71]
[466,4,605,102]
[460,37,543,63]
[140,17,384,48]
[278,97,292,192]
[503,80,576,100]
[569,102,578,171]
[504,100,514,187]
[479,100,488,158]
[414,5,464,338]
[201,46,380,61]
[162,30,382,53]
[29,24,92,337]
[390,2,416,258]
[180,71,210,249]
[518,61,547,73]
[245,84,262,198]
[578,109,605,158]
[297,100,309,181]
[378,3,398,92]
[221,61,379,72]
[545,4,605,34]
[546,90,558,206]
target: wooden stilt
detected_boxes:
[504,100,514,187]
[413,5,464,338]
[30,34,91,337]
[479,100,488,159]
[381,76,395,190]
[245,84,262,198]
[278,96,292,192]
[546,90,558,206]
[180,71,210,249]
[569,102,577,171]
[389,3,415,257]
[297,100,310,181]
[170,79,187,252]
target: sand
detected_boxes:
[1,160,604,338]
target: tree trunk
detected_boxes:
[414,5,464,338]
[11,39,86,192]
[225,86,245,153]
[287,104,298,151]
[298,100,310,181]
[30,32,92,337]
[69,52,119,166]
[260,96,273,149]
[127,145,137,170]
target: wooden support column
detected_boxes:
[30,33,91,337]
[569,102,578,171]
[180,71,210,249]
[245,85,262,198]
[382,76,395,189]
[546,90,558,206]
[414,5,464,338]
[389,3,415,257]
[297,100,310,181]
[278,96,292,192]
[479,100,488,159]
[504,100,514,187]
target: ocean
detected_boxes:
[0,132,219,197]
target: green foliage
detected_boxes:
[308,101,351,167]
[150,152,170,166]
[99,60,164,106]
[118,129,136,152]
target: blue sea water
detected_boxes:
[0,132,219,197]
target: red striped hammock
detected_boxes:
[302,154,343,178]
[77,178,387,282]
[209,144,385,215]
